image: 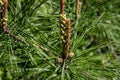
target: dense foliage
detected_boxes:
[0,0,120,80]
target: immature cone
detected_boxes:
[57,58,63,64]
[68,52,75,58]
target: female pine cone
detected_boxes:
[68,52,75,58]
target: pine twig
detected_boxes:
[72,0,82,50]
[60,0,64,15]
[76,0,82,18]
[58,0,74,64]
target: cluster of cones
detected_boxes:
[0,0,8,32]
[57,0,82,64]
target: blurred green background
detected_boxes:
[0,0,120,80]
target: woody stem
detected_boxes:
[60,0,64,15]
